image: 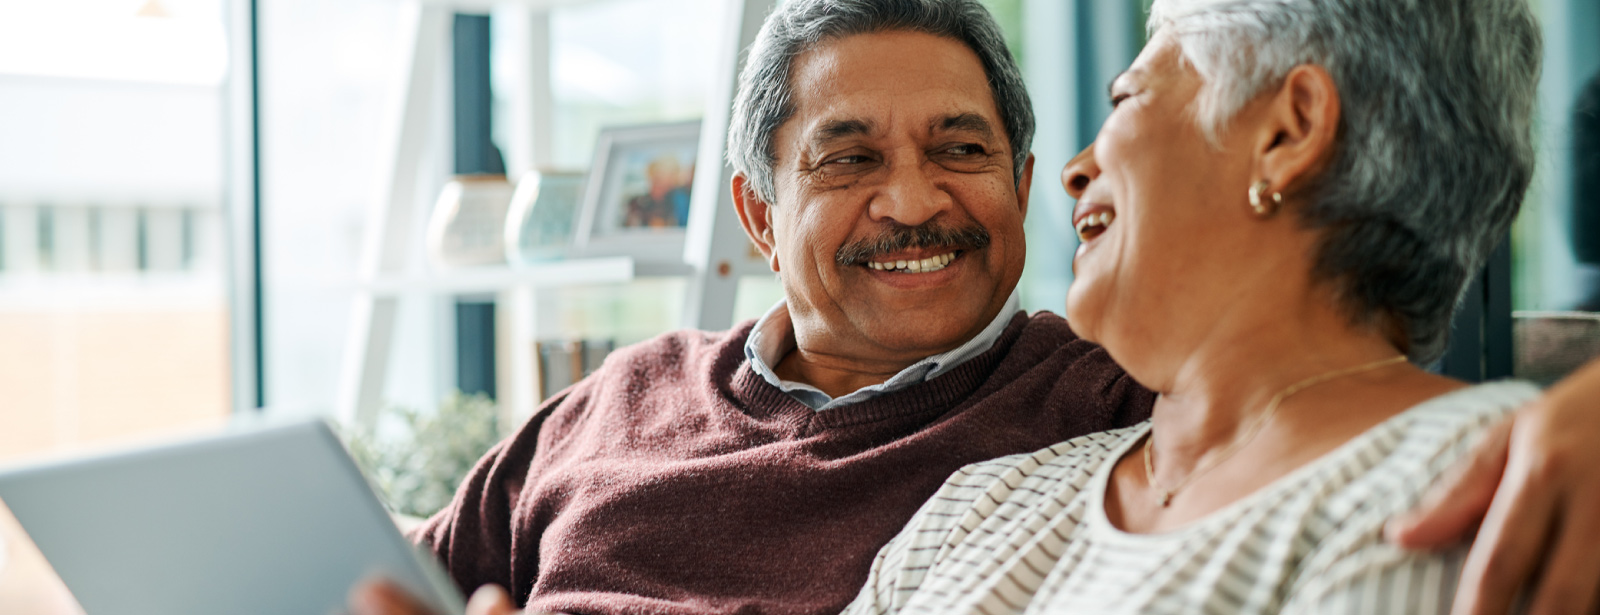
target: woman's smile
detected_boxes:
[1073,206,1117,243]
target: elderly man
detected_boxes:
[355,1,1600,614]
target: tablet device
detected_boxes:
[0,418,466,615]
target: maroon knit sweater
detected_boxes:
[412,311,1153,615]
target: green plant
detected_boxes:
[342,392,503,519]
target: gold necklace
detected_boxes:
[1142,355,1408,507]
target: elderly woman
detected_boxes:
[841,0,1542,613]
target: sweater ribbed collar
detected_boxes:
[727,311,1034,434]
[744,293,1023,411]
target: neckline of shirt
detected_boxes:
[744,292,1023,411]
[1079,380,1539,544]
[724,313,1032,431]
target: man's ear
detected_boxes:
[731,174,779,272]
[1257,64,1340,194]
[1015,153,1036,219]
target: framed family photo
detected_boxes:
[573,120,702,262]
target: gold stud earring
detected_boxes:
[1248,180,1283,216]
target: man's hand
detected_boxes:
[1386,360,1600,615]
[348,578,535,615]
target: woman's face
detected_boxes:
[1062,34,1298,378]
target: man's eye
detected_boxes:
[1110,93,1131,108]
[827,155,871,165]
[945,144,986,156]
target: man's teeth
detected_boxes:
[1074,211,1116,240]
[867,252,957,273]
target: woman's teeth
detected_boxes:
[1075,211,1116,241]
[867,252,957,273]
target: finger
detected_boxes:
[1387,419,1512,549]
[1451,444,1561,615]
[1526,488,1600,615]
[466,585,521,615]
[350,578,437,615]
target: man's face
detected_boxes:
[749,30,1031,363]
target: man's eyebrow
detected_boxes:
[936,113,997,140]
[809,118,875,144]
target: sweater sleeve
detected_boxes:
[406,381,587,600]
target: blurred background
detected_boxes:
[0,0,1595,612]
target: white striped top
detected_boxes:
[842,381,1540,615]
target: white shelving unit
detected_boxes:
[362,258,635,296]
[338,0,778,425]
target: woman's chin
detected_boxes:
[1063,286,1101,344]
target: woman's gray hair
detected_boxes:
[727,0,1035,205]
[1150,0,1541,363]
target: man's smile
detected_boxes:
[865,250,960,273]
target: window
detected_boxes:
[259,0,416,415]
[1,1,1576,612]
[0,0,237,611]
[1508,0,1600,385]
[0,0,233,462]
[259,0,750,421]
[252,0,1146,426]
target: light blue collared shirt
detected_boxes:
[744,292,1023,411]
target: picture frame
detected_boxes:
[573,120,702,262]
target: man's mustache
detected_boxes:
[835,224,992,266]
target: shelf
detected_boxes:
[363,256,635,295]
[360,256,771,296]
[420,0,602,11]
[341,0,774,424]
[633,261,696,277]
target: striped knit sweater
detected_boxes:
[843,381,1539,615]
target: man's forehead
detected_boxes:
[784,31,1004,144]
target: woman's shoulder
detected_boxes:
[1362,380,1538,480]
[1287,381,1539,582]
[1400,379,1540,422]
[1315,380,1538,514]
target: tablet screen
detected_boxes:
[0,419,464,615]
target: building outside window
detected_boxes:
[0,0,234,611]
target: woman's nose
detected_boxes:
[1061,143,1100,201]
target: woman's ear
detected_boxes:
[1258,64,1341,194]
[731,174,780,272]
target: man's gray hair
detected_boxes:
[1150,0,1541,363]
[727,0,1035,205]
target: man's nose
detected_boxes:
[1062,143,1099,201]
[868,159,954,227]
